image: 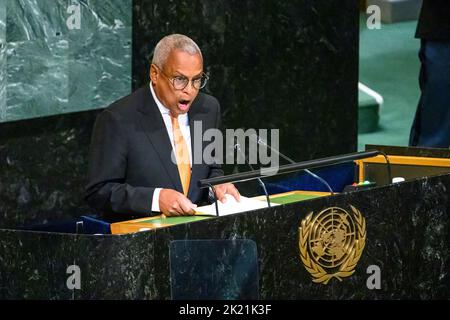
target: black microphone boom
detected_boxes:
[199,150,381,188]
[255,136,334,194]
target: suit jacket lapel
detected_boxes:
[137,87,183,192]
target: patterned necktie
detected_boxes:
[170,114,191,195]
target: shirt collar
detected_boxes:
[149,84,189,124]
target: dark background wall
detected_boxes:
[0,0,358,228]
[133,0,359,162]
[0,110,99,229]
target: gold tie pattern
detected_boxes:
[170,114,191,195]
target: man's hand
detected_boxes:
[159,189,197,216]
[214,183,241,203]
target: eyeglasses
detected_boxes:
[154,64,209,90]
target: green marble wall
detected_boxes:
[0,2,5,119]
[0,0,131,123]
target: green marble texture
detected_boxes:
[0,1,5,120]
[6,38,69,120]
[0,0,132,123]
[0,2,4,43]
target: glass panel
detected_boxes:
[169,239,259,300]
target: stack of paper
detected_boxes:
[195,194,279,216]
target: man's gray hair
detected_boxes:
[151,34,202,67]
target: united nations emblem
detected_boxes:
[298,205,366,284]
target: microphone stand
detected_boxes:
[206,183,220,217]
[235,143,271,208]
[255,136,335,195]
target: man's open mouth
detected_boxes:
[178,100,190,111]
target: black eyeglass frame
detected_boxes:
[153,64,209,90]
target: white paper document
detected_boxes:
[195,194,279,216]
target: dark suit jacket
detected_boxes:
[85,85,224,217]
[416,0,450,40]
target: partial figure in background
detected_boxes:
[409,0,450,148]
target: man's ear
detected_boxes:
[149,64,158,85]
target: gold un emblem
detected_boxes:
[298,205,366,284]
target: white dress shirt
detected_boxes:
[149,84,192,212]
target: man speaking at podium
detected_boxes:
[85,34,240,218]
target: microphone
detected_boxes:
[378,151,393,184]
[253,134,335,195]
[234,142,272,207]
